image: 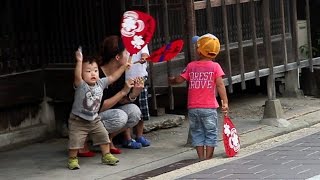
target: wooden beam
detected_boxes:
[0,69,42,78]
[220,33,291,51]
[194,0,261,10]
[123,57,320,89]
[223,57,320,86]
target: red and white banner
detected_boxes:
[120,10,156,55]
[147,39,184,63]
[222,115,240,157]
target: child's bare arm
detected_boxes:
[100,90,127,112]
[100,79,134,112]
[168,76,185,85]
[216,77,229,114]
[74,47,83,87]
[108,62,131,84]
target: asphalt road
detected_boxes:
[179,131,320,179]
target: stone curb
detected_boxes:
[143,114,186,133]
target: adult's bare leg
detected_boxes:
[109,127,127,149]
[123,128,133,141]
[135,120,144,138]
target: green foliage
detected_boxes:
[299,44,319,58]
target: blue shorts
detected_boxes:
[188,108,218,147]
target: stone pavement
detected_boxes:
[1,95,320,180]
[177,131,320,179]
[151,111,320,180]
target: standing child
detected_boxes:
[125,45,151,147]
[67,47,130,170]
[168,34,229,160]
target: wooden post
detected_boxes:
[206,0,213,33]
[236,0,246,90]
[185,0,196,147]
[262,0,275,100]
[144,0,158,112]
[222,0,233,93]
[162,0,175,110]
[185,0,196,61]
[261,0,287,126]
[291,0,299,66]
[280,0,288,71]
[305,0,313,72]
[250,0,260,86]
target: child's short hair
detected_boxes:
[83,56,98,64]
[192,33,220,59]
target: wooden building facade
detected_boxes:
[0,0,319,149]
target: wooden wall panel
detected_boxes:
[45,68,74,102]
[0,71,44,108]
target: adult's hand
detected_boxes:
[131,77,144,97]
[102,78,136,110]
[122,78,135,95]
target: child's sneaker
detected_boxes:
[122,139,142,149]
[101,153,119,165]
[136,136,151,147]
[68,157,80,170]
